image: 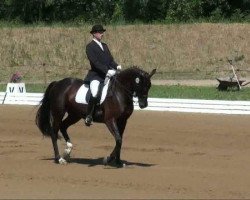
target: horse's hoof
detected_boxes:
[63,152,71,162]
[85,117,93,127]
[115,160,125,168]
[103,156,116,166]
[58,157,67,165]
[103,156,110,166]
[116,163,126,168]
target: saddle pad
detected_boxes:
[75,79,110,105]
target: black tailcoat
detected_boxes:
[84,40,118,83]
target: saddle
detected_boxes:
[75,79,111,105]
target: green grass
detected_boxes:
[149,85,250,100]
[1,83,250,101]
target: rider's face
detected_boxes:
[93,32,104,41]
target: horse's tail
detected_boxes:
[36,81,57,137]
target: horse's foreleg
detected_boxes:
[108,138,122,165]
[104,142,122,166]
[105,119,123,167]
[115,118,127,163]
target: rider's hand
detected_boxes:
[105,69,116,85]
[106,69,116,77]
[117,65,122,70]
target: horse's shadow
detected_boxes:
[42,157,156,168]
[72,157,156,168]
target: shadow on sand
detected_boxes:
[42,157,156,168]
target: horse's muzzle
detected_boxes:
[138,98,148,109]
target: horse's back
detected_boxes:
[50,78,84,103]
[56,77,83,86]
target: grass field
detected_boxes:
[1,83,250,101]
[150,85,250,100]
[0,23,249,83]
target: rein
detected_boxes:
[111,75,137,102]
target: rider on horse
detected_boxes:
[84,24,121,126]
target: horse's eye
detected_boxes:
[135,77,140,84]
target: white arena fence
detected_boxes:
[1,83,250,115]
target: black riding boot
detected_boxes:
[85,96,98,126]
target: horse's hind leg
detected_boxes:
[60,113,81,161]
[50,112,67,164]
[51,123,67,164]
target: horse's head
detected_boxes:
[116,66,156,108]
[133,68,156,108]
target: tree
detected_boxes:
[0,0,248,23]
[145,0,168,22]
[123,0,147,22]
[166,0,204,22]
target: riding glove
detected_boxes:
[106,69,116,77]
[104,69,116,85]
[117,65,122,70]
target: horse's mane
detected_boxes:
[120,66,149,77]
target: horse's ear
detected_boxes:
[149,69,156,79]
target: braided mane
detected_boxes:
[121,66,149,77]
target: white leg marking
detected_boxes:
[58,157,67,165]
[67,142,73,148]
[63,142,73,161]
[65,142,73,154]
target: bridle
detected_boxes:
[110,75,139,103]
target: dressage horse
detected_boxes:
[36,66,156,167]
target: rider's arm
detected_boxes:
[104,44,118,70]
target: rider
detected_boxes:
[84,24,121,126]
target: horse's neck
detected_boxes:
[110,75,134,104]
[116,73,134,94]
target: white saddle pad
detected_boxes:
[75,79,110,105]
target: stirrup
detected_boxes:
[85,115,93,126]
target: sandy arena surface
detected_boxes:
[1,105,250,199]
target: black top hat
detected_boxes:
[90,24,106,34]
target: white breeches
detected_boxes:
[90,80,100,97]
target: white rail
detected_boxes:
[1,92,250,115]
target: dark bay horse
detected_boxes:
[36,66,156,167]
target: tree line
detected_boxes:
[0,0,249,24]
